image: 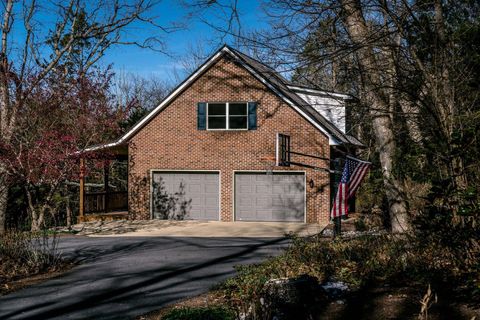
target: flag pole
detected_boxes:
[332,158,342,238]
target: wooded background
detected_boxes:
[0,0,478,236]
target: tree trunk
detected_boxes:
[340,0,410,232]
[0,183,7,235]
[30,208,45,232]
[31,213,40,231]
[66,195,72,229]
[365,89,410,232]
[25,186,45,232]
[0,162,8,235]
[399,97,424,145]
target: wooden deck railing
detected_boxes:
[84,191,128,214]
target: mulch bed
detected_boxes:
[0,260,75,296]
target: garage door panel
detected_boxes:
[287,185,304,194]
[272,185,284,194]
[235,172,305,222]
[238,185,253,193]
[236,175,250,183]
[272,197,284,207]
[204,183,219,193]
[189,207,202,215]
[255,185,270,193]
[190,195,204,205]
[256,197,272,208]
[255,175,270,182]
[237,196,254,207]
[236,208,256,219]
[272,212,303,221]
[152,172,219,221]
[205,174,218,181]
[188,183,202,193]
[257,208,273,215]
[205,197,219,207]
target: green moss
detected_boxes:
[162,306,236,320]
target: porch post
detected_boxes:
[332,158,342,237]
[79,158,85,220]
[104,161,109,213]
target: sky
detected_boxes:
[99,0,268,83]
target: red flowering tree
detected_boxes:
[0,0,177,235]
[0,69,125,231]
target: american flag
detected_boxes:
[331,156,371,218]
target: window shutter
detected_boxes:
[197,102,206,130]
[247,102,257,130]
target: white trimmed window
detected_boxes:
[207,102,248,130]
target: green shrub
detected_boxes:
[162,306,235,320]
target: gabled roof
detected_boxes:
[230,48,362,146]
[85,45,362,152]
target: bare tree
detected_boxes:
[0,0,175,234]
[178,42,210,75]
[113,71,172,110]
[339,0,409,232]
[113,71,172,131]
[184,0,479,231]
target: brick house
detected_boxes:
[80,45,362,225]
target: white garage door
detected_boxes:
[152,172,219,220]
[235,172,305,222]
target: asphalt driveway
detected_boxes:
[0,236,290,320]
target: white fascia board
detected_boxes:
[287,85,351,100]
[82,142,120,153]
[224,48,340,145]
[86,49,227,151]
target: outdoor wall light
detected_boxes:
[309,178,315,188]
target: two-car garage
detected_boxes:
[151,171,306,222]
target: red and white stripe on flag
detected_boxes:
[330,156,371,219]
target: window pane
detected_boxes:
[229,103,247,115]
[229,116,248,129]
[208,103,226,116]
[208,116,226,129]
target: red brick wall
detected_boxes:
[128,55,331,224]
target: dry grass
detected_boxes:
[138,291,229,320]
[0,230,70,295]
[220,228,479,319]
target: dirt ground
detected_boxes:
[138,284,479,320]
[0,262,74,296]
[317,285,479,320]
